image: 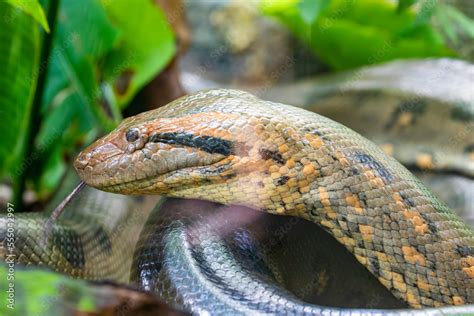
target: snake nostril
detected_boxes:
[74,152,90,169]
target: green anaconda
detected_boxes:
[1,60,474,315]
[73,88,473,309]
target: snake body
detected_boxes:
[262,59,474,178]
[74,89,473,309]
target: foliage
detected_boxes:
[297,0,330,24]
[0,264,97,315]
[0,0,175,205]
[0,2,41,188]
[4,0,50,32]
[260,0,473,70]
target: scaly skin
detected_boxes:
[75,89,474,308]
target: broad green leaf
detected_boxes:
[4,0,50,32]
[33,0,119,197]
[101,0,176,107]
[0,3,40,180]
[39,0,120,150]
[298,0,331,25]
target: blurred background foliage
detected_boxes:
[261,0,474,70]
[0,0,175,210]
[0,0,473,211]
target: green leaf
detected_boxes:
[4,0,50,32]
[100,0,176,107]
[0,2,40,180]
[31,0,119,198]
[397,0,417,13]
[298,0,331,24]
[0,264,97,315]
[40,0,120,150]
[261,0,452,70]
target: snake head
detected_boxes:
[74,90,296,208]
[75,113,243,190]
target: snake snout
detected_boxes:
[74,151,90,170]
[74,141,125,188]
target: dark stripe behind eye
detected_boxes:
[149,132,234,156]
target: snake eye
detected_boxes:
[125,128,140,142]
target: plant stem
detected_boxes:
[13,0,61,211]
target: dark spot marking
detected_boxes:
[310,207,319,217]
[258,181,264,188]
[464,144,474,153]
[352,153,393,181]
[342,229,351,237]
[428,260,437,271]
[349,167,359,176]
[94,226,112,254]
[275,176,289,186]
[222,173,236,180]
[391,266,403,275]
[347,221,359,233]
[358,192,368,206]
[451,103,473,122]
[369,257,381,276]
[428,222,438,234]
[384,99,427,130]
[399,192,416,207]
[304,128,330,141]
[302,127,322,136]
[52,228,85,269]
[150,132,235,156]
[258,148,286,165]
[405,198,415,207]
[456,245,474,257]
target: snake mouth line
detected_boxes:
[101,156,233,192]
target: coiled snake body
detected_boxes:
[1,81,473,314]
[72,89,473,311]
